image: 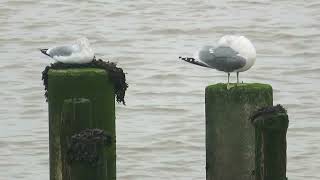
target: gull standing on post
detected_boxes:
[40,37,95,64]
[179,35,256,88]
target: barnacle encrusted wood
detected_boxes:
[42,58,128,104]
[67,128,112,166]
[250,104,287,122]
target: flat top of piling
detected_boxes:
[48,68,107,76]
[43,59,128,104]
[206,83,272,91]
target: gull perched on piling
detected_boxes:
[40,37,94,64]
[179,35,256,87]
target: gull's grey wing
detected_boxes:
[47,45,78,57]
[199,46,246,72]
[198,45,215,63]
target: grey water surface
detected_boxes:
[0,0,319,179]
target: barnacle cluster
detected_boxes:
[250,104,287,122]
[67,128,112,166]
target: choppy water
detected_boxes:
[0,0,319,179]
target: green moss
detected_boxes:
[48,69,116,180]
[48,68,107,76]
[206,83,272,91]
[252,111,288,179]
[42,59,128,104]
[206,83,272,105]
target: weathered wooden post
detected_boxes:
[60,98,113,180]
[67,128,112,180]
[251,105,289,180]
[47,68,117,180]
[205,83,273,180]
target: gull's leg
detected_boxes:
[237,72,239,85]
[227,72,230,89]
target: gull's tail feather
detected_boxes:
[40,49,50,57]
[179,56,210,68]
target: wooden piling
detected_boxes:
[48,68,116,180]
[251,105,289,180]
[205,83,273,180]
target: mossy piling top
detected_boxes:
[206,83,273,92]
[42,59,128,104]
[48,68,107,76]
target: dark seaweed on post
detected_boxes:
[250,104,287,122]
[67,128,112,166]
[42,58,128,104]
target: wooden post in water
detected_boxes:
[251,105,289,180]
[61,99,112,180]
[48,68,116,180]
[205,83,273,180]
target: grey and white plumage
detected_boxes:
[40,37,94,64]
[179,35,256,85]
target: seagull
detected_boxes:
[179,35,256,87]
[40,37,94,64]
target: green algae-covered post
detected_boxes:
[251,105,289,180]
[48,68,116,180]
[60,98,112,180]
[67,128,112,180]
[205,83,273,180]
